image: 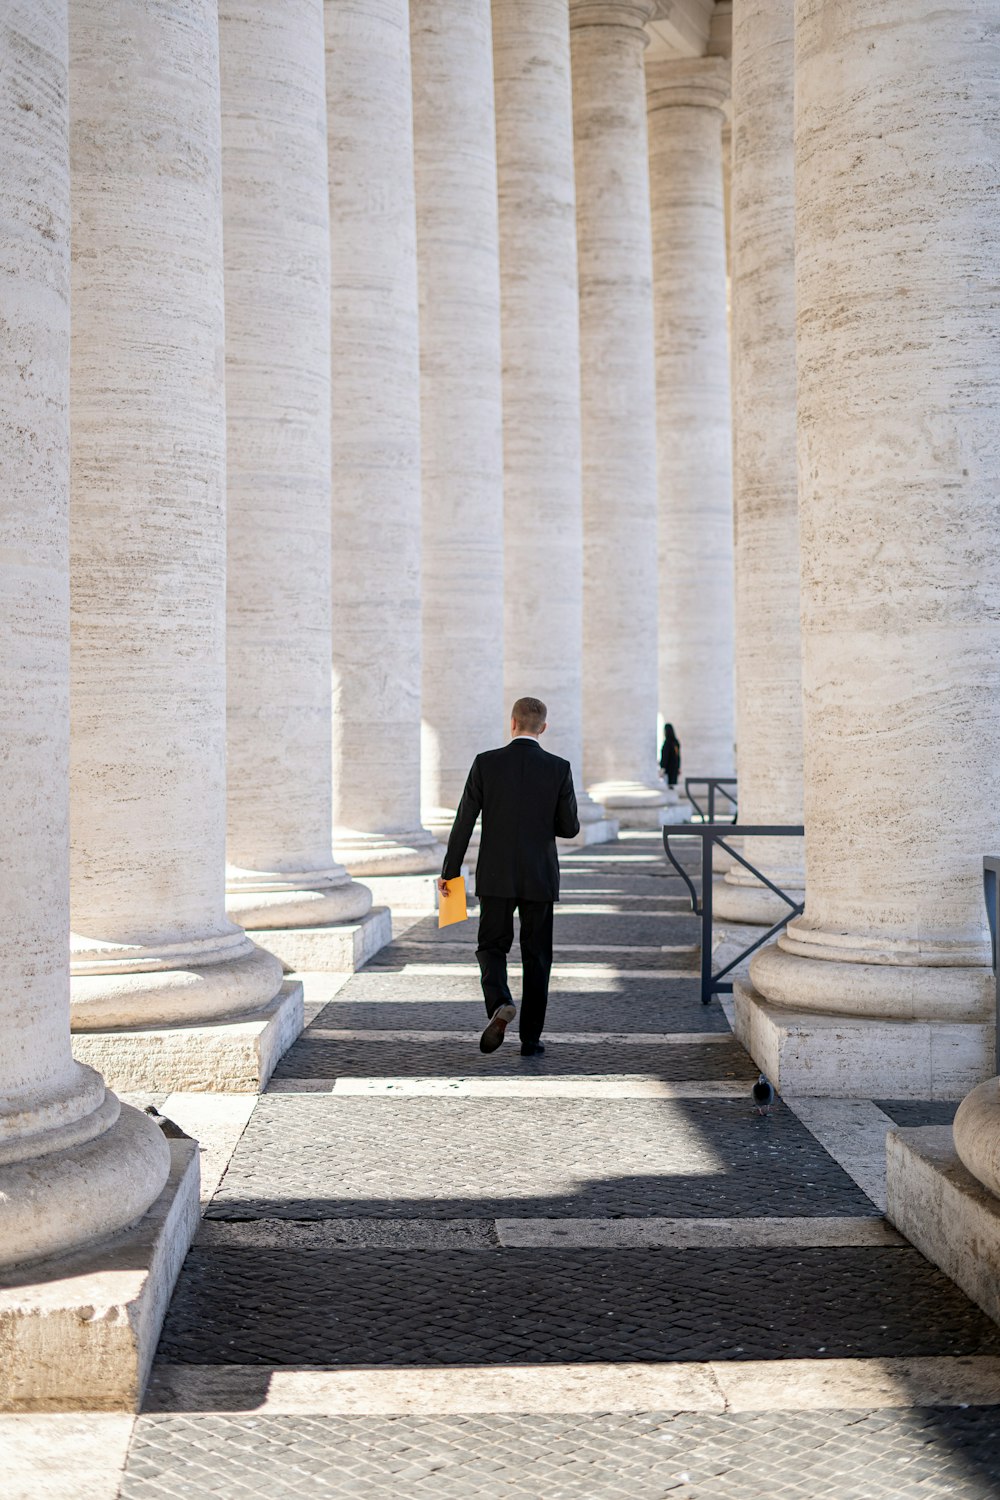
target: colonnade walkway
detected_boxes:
[13,835,1000,1498]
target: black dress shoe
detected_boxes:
[480,1002,516,1054]
[520,1041,545,1057]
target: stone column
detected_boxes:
[326,0,440,880]
[222,0,373,932]
[646,57,735,784]
[713,0,804,927]
[0,0,169,1272]
[738,0,1000,1098]
[68,0,284,1032]
[412,0,506,832]
[492,0,612,842]
[570,0,668,823]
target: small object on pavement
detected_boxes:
[752,1074,775,1116]
[144,1103,188,1139]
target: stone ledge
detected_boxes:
[0,1137,199,1411]
[72,980,303,1093]
[358,873,446,913]
[887,1125,1000,1329]
[733,978,993,1098]
[558,818,620,847]
[246,907,392,972]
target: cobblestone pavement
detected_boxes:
[110,834,1000,1497]
[119,1409,1000,1500]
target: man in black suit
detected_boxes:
[438,696,580,1056]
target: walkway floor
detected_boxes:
[10,834,1000,1497]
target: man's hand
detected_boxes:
[437,878,450,896]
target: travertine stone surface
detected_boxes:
[221,0,372,926]
[0,0,167,1272]
[68,0,284,1028]
[954,1078,1000,1201]
[326,0,440,877]
[570,0,667,813]
[0,1138,199,1410]
[751,0,1000,1033]
[493,0,604,830]
[717,0,803,925]
[888,1125,1000,1331]
[646,57,735,783]
[413,0,506,827]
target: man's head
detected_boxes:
[510,696,547,738]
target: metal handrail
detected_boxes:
[663,823,805,1006]
[983,856,1000,1074]
[684,777,738,824]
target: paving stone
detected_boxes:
[308,991,731,1034]
[398,912,703,947]
[874,1099,964,1128]
[270,1035,752,1082]
[206,1094,877,1220]
[156,1247,1000,1367]
[368,944,698,972]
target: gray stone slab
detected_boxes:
[196,1218,497,1250]
[155,1246,1000,1367]
[120,1408,1000,1499]
[875,1099,964,1128]
[205,1095,880,1220]
[367,944,698,972]
[307,994,731,1034]
[270,1034,752,1082]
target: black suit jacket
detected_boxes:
[442,739,580,901]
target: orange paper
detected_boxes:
[437,877,468,928]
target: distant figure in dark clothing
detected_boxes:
[660,723,681,788]
[439,696,580,1057]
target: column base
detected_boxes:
[887,1125,1000,1329]
[225,876,372,930]
[245,906,392,973]
[361,872,448,912]
[71,980,304,1093]
[0,1135,199,1411]
[733,978,995,1098]
[70,942,286,1031]
[558,817,620,847]
[333,829,444,879]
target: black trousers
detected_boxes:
[476,896,554,1045]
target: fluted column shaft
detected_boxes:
[413,0,506,825]
[326,0,439,876]
[570,0,667,813]
[716,0,804,924]
[493,0,602,824]
[647,58,735,783]
[222,0,371,926]
[750,0,1000,1032]
[68,0,283,1028]
[0,0,167,1269]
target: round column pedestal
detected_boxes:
[70,930,285,1031]
[226,866,373,928]
[749,939,993,1023]
[955,1078,1000,1201]
[0,1086,169,1272]
[332,829,444,879]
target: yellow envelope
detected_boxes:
[438,877,468,928]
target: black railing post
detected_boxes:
[701,832,714,1006]
[663,822,805,1008]
[984,856,1000,1075]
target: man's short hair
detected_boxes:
[511,696,547,733]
